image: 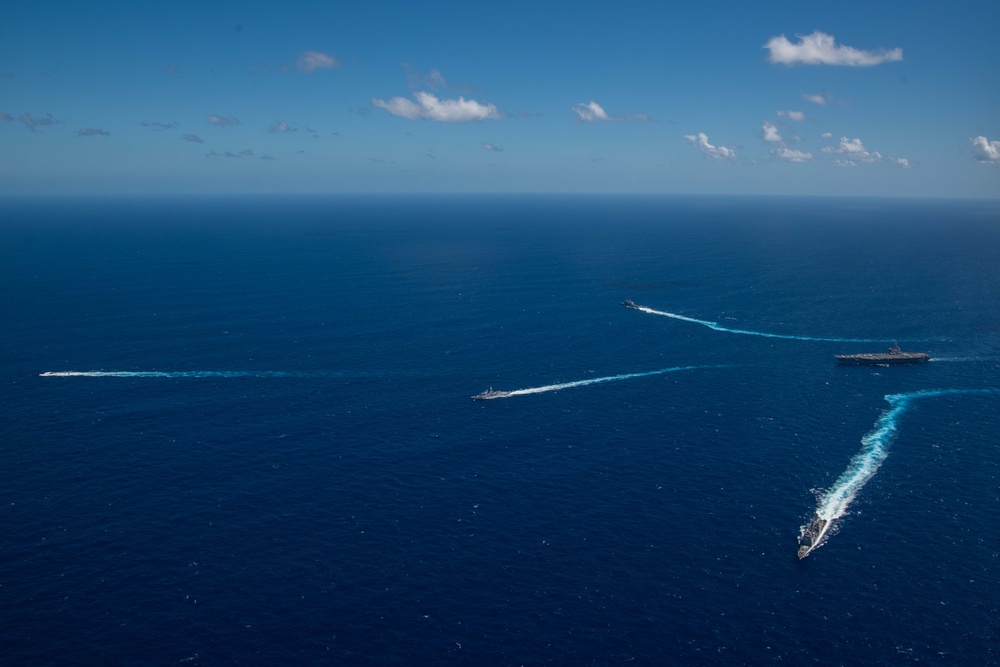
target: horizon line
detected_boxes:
[3,192,999,202]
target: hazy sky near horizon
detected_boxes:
[2,1,999,197]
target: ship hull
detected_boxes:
[797,517,831,559]
[835,353,930,365]
[471,390,512,400]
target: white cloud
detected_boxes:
[181,134,203,143]
[777,110,805,121]
[821,132,833,139]
[773,147,812,163]
[207,114,240,127]
[482,142,503,152]
[763,122,810,163]
[372,91,503,122]
[684,132,736,161]
[802,93,830,105]
[571,101,648,122]
[822,136,909,168]
[296,50,340,72]
[822,137,882,163]
[971,136,1000,165]
[573,101,611,122]
[268,120,297,133]
[762,121,783,143]
[765,31,903,66]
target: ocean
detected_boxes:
[2,195,998,665]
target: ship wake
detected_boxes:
[481,365,722,398]
[803,388,998,556]
[631,303,913,343]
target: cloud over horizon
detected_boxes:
[821,136,907,167]
[573,101,611,122]
[372,91,503,122]
[207,149,254,158]
[20,112,59,131]
[572,101,648,122]
[296,50,340,72]
[762,120,812,162]
[773,147,812,163]
[405,65,448,90]
[971,136,1000,165]
[762,122,783,143]
[802,93,830,106]
[78,128,110,137]
[268,121,297,133]
[684,132,736,161]
[766,31,902,66]
[207,114,240,127]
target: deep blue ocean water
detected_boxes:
[2,195,999,665]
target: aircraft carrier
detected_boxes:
[835,343,930,365]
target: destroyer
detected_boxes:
[797,516,831,559]
[620,298,640,309]
[835,343,930,365]
[471,387,512,400]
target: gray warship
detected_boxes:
[835,343,930,365]
[797,516,831,559]
[471,387,512,400]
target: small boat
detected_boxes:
[471,387,512,400]
[797,516,831,559]
[835,342,930,365]
[620,298,639,309]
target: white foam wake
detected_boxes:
[490,365,719,398]
[806,388,998,553]
[634,304,909,343]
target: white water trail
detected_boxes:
[494,365,719,398]
[806,388,999,551]
[634,304,913,343]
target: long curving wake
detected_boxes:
[803,388,999,555]
[632,303,914,343]
[482,365,720,398]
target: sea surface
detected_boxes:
[2,195,998,665]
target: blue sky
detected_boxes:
[2,0,999,197]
